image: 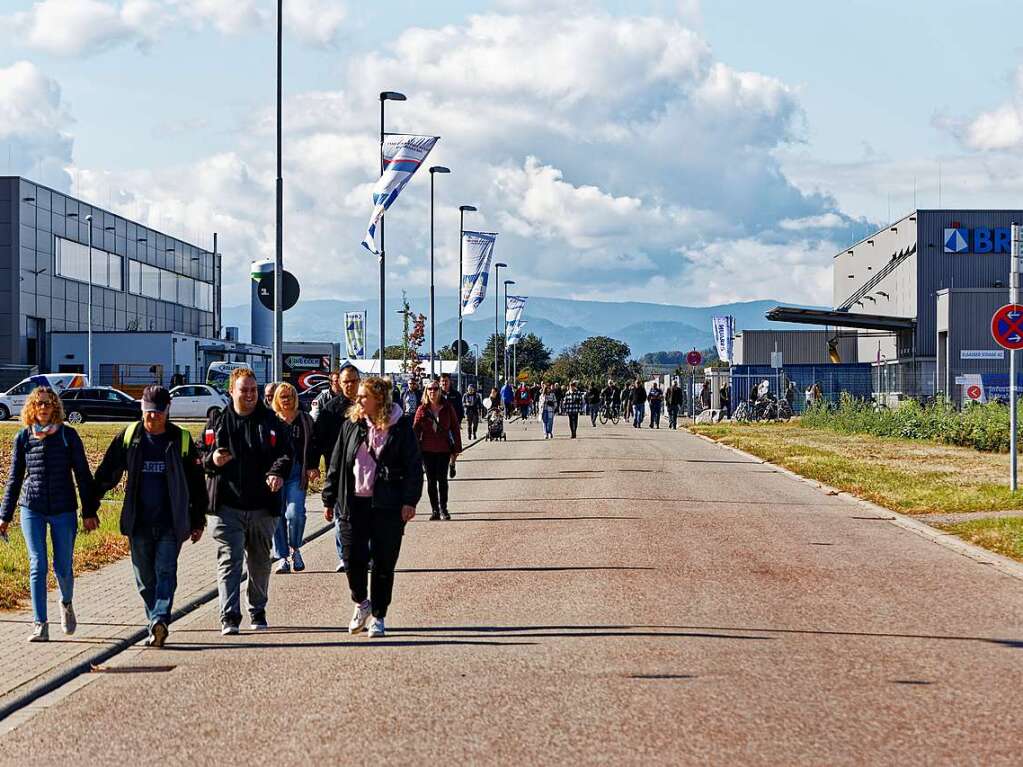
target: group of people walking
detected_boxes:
[0,363,473,646]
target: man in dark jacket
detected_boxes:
[312,364,359,572]
[439,373,464,423]
[95,386,207,647]
[665,382,685,429]
[631,379,648,428]
[203,368,291,635]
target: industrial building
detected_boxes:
[768,209,1023,405]
[0,176,222,379]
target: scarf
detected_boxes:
[353,404,403,497]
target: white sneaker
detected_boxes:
[275,558,291,574]
[221,623,239,636]
[367,616,386,638]
[29,622,49,643]
[349,601,372,634]
[60,602,77,635]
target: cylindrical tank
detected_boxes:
[250,259,274,347]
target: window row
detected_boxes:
[127,261,213,310]
[55,237,122,290]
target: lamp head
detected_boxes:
[380,91,407,101]
[459,205,477,212]
[495,262,508,268]
[504,280,515,285]
[430,166,451,174]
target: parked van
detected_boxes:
[0,374,89,421]
[206,362,250,393]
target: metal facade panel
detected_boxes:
[731,330,831,365]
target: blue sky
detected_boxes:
[3,0,1023,308]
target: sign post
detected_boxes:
[993,225,1023,490]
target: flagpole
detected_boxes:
[273,0,283,382]
[428,166,450,379]
[378,91,406,376]
[493,261,507,388]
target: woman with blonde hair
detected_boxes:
[270,382,318,574]
[0,387,99,642]
[322,377,422,638]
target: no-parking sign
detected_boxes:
[991,304,1023,350]
[686,350,703,367]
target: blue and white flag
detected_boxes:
[712,315,735,364]
[345,311,367,359]
[505,295,527,325]
[362,134,439,254]
[460,231,497,316]
[507,320,527,346]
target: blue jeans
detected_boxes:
[633,403,645,427]
[273,474,307,559]
[20,507,77,624]
[130,527,181,627]
[542,408,555,436]
[650,404,661,427]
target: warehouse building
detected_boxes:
[0,177,222,375]
[768,209,1023,405]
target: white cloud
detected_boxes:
[0,61,74,190]
[64,8,849,311]
[779,213,845,231]
[284,0,347,47]
[2,0,163,56]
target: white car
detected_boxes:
[0,374,89,421]
[169,384,229,420]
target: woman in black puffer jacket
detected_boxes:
[0,387,99,643]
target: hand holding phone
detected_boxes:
[212,448,233,467]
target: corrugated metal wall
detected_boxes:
[733,330,855,365]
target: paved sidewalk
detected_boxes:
[0,497,329,717]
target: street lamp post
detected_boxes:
[379,90,407,375]
[273,0,284,382]
[493,261,508,388]
[471,343,480,387]
[457,204,477,392]
[428,166,450,379]
[503,279,515,384]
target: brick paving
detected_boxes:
[0,497,329,714]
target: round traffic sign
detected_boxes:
[992,303,1023,350]
[257,271,300,312]
[686,350,703,367]
[966,385,983,401]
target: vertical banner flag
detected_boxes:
[505,295,527,325]
[460,231,498,316]
[361,134,439,254]
[507,320,527,346]
[711,316,735,364]
[345,311,367,359]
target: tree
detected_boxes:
[479,331,552,387]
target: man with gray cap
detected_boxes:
[95,385,207,648]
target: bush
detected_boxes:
[801,394,1017,453]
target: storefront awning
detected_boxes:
[765,306,916,332]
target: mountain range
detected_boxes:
[222,295,801,358]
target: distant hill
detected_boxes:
[222,295,805,358]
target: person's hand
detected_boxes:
[450,453,458,464]
[212,448,233,467]
[306,468,320,483]
[83,517,99,533]
[190,528,204,543]
[324,506,334,522]
[0,521,9,537]
[266,475,283,493]
[401,505,416,522]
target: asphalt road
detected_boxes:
[3,417,1023,765]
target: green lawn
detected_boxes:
[690,421,1023,515]
[936,517,1023,562]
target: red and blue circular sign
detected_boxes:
[991,304,1023,351]
[686,350,703,367]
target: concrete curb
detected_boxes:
[0,518,335,725]
[687,430,1023,584]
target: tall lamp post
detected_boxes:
[471,343,480,387]
[428,166,450,379]
[503,279,515,384]
[273,0,284,381]
[493,261,508,388]
[378,90,407,375]
[457,204,477,391]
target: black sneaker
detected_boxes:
[440,509,451,520]
[429,510,441,521]
[448,463,456,479]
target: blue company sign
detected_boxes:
[944,227,1011,254]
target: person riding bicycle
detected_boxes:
[600,380,620,420]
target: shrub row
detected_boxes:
[800,394,1016,453]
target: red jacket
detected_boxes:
[413,402,463,455]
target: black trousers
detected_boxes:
[423,451,451,512]
[466,411,479,440]
[590,406,598,426]
[568,413,579,437]
[339,497,405,618]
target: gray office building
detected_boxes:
[1,177,222,372]
[769,209,1023,404]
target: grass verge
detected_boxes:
[936,518,1023,562]
[690,420,1023,515]
[0,421,205,611]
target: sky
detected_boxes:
[3,0,1023,310]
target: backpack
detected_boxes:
[123,421,190,458]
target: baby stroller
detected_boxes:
[486,408,507,441]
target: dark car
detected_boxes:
[298,381,329,414]
[60,386,141,424]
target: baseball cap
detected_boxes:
[141,385,171,413]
